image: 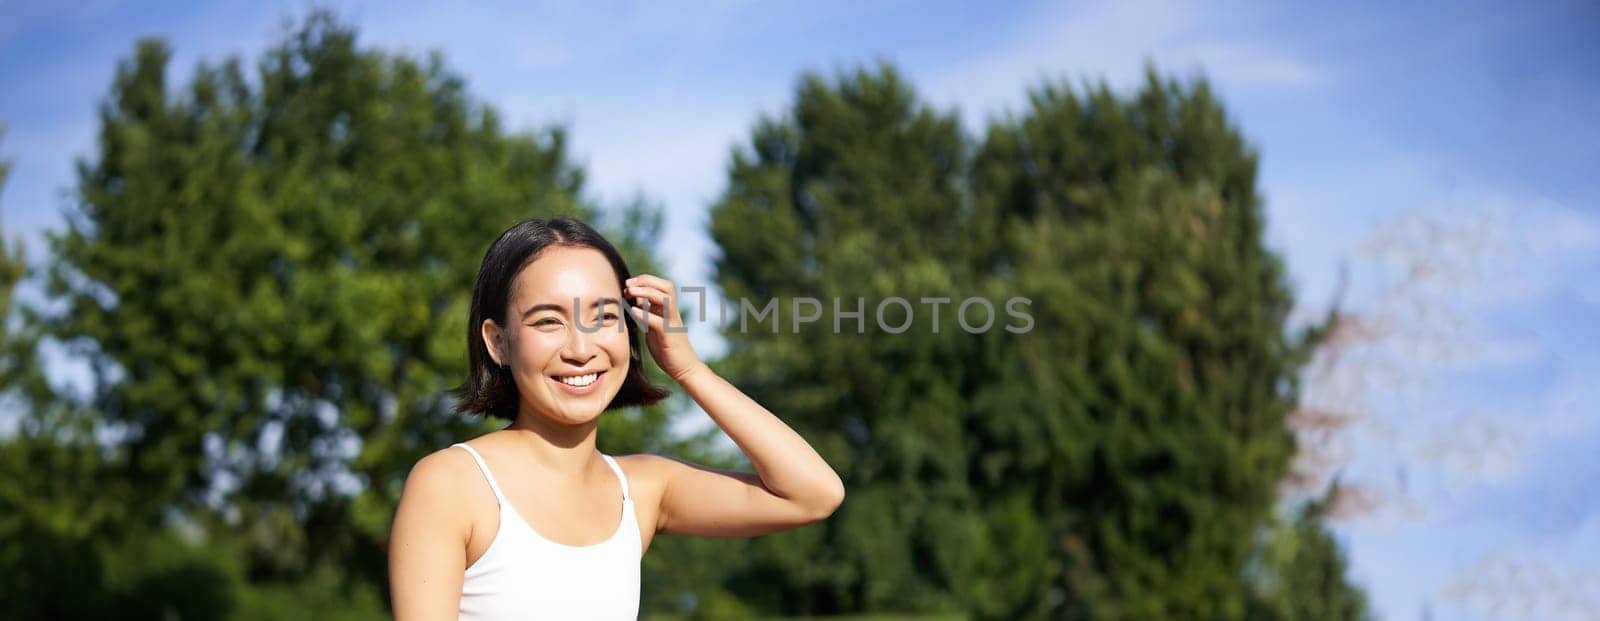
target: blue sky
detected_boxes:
[2,1,1596,618]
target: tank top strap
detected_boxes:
[452,443,509,506]
[600,454,632,502]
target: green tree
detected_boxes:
[5,129,245,621]
[1244,491,1371,621]
[40,12,704,611]
[709,64,982,616]
[966,71,1344,619]
[709,65,1365,619]
[0,129,102,619]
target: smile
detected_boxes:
[549,370,605,394]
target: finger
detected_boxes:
[626,285,670,311]
[629,304,679,334]
[625,285,677,317]
[627,304,665,331]
[626,286,691,331]
[626,274,675,296]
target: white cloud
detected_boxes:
[921,0,1321,129]
[1333,331,1600,618]
[509,37,572,72]
[1453,195,1599,310]
[1316,190,1590,478]
[1441,509,1600,621]
[1409,370,1600,620]
[1273,153,1599,335]
[1518,199,1600,255]
[1182,41,1321,87]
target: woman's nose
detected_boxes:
[562,324,597,361]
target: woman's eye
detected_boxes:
[532,318,561,328]
[601,312,619,322]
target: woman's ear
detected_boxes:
[481,318,506,367]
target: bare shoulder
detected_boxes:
[408,445,479,488]
[613,453,673,485]
[397,446,480,522]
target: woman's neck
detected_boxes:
[501,411,601,474]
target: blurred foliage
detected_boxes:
[704,65,1364,619]
[0,10,1368,621]
[1244,491,1372,621]
[1,12,717,619]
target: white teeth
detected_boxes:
[558,373,599,387]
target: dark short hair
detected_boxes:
[452,217,670,420]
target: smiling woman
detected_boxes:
[386,217,845,621]
[453,218,670,425]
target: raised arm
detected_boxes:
[388,450,471,620]
[625,275,845,537]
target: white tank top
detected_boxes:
[452,443,642,620]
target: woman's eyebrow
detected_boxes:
[520,297,623,319]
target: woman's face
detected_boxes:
[483,246,631,426]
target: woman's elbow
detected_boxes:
[806,478,846,522]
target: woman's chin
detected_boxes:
[530,389,621,426]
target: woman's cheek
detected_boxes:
[517,330,558,366]
[607,330,632,363]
